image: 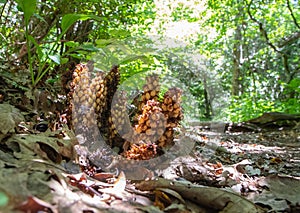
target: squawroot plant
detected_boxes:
[68,63,183,163]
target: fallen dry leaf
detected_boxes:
[136,178,266,212]
[15,196,56,213]
[0,103,24,134]
[98,171,127,199]
[254,174,300,211]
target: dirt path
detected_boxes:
[170,125,300,212]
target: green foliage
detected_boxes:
[171,4,198,22]
[0,192,8,207]
[1,0,155,88]
[227,92,300,122]
[16,0,104,87]
[16,0,37,85]
[280,98,300,114]
[1,0,298,122]
[198,0,300,121]
[285,78,300,94]
[91,36,156,81]
[31,13,103,86]
[16,0,36,25]
[280,77,300,114]
[227,77,300,122]
[227,95,279,122]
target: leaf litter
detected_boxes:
[0,102,300,212]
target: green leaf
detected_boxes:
[61,14,103,36]
[64,41,79,47]
[0,0,7,4]
[113,43,131,54]
[80,43,99,51]
[60,57,69,64]
[27,35,43,60]
[0,192,9,206]
[16,0,37,24]
[46,75,59,84]
[68,53,84,59]
[48,55,60,64]
[108,29,131,38]
[95,39,116,47]
[120,55,150,65]
[33,13,47,24]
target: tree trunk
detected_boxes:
[232,14,243,96]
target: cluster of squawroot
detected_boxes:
[68,64,183,161]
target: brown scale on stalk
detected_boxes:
[124,142,158,160]
[90,72,106,129]
[109,91,130,149]
[123,99,165,160]
[65,63,88,129]
[123,85,183,160]
[158,87,184,148]
[133,74,160,124]
[99,65,121,138]
[68,63,97,131]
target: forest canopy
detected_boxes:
[0,0,299,122]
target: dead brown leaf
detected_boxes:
[15,196,56,213]
[136,178,266,212]
[0,104,24,134]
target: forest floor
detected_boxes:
[0,68,300,212]
[0,105,299,213]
